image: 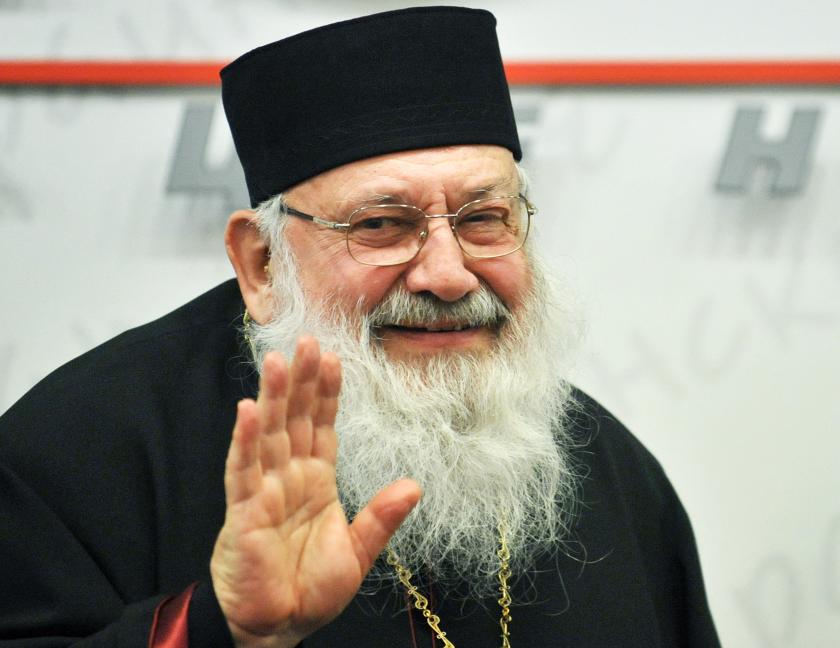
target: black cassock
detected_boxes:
[0,280,720,647]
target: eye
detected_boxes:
[458,205,511,229]
[354,216,405,230]
[461,210,507,224]
[351,212,419,232]
[348,208,424,249]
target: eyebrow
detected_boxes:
[465,180,511,197]
[349,177,519,209]
[355,193,404,207]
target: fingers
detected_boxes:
[258,352,289,432]
[349,479,422,574]
[311,352,341,463]
[285,337,322,457]
[224,399,263,506]
[228,337,340,507]
[257,352,290,472]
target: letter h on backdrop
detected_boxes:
[716,107,821,195]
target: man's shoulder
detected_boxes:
[0,279,250,448]
[92,278,245,356]
[32,279,243,386]
[566,389,659,462]
[565,388,673,503]
[0,282,246,587]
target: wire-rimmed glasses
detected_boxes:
[285,194,535,266]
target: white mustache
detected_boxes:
[367,285,511,330]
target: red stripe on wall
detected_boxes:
[0,61,222,86]
[505,61,840,85]
[0,60,839,86]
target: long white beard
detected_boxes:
[248,243,581,598]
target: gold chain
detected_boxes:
[385,551,456,647]
[496,523,512,648]
[385,524,512,647]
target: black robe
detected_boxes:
[0,280,720,647]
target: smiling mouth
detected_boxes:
[383,322,478,333]
[372,320,505,353]
[375,316,509,336]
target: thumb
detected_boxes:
[348,478,422,574]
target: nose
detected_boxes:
[403,218,479,301]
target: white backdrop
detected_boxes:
[1,1,839,646]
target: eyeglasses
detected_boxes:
[285,194,535,266]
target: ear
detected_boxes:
[225,209,273,324]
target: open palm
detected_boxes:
[210,337,421,648]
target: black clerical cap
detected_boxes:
[220,6,521,207]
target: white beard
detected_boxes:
[247,241,581,598]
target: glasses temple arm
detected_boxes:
[285,207,350,230]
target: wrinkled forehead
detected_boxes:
[286,145,521,212]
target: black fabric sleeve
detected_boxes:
[660,480,721,648]
[187,582,236,647]
[570,390,721,647]
[0,461,235,647]
[0,460,155,647]
[0,281,246,647]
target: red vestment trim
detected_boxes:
[148,582,198,648]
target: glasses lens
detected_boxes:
[454,196,530,258]
[347,206,425,265]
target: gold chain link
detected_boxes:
[386,524,512,648]
[496,522,512,648]
[386,549,456,648]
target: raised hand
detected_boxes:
[210,337,421,648]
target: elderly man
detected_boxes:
[0,7,719,648]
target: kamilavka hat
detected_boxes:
[221,6,521,207]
